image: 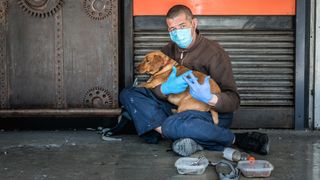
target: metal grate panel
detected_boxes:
[133,30,294,106]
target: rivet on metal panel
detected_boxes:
[0,0,7,24]
[83,0,113,21]
[83,87,113,108]
[111,0,118,108]
[54,8,66,108]
[0,0,8,109]
[18,0,64,18]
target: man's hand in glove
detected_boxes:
[161,66,193,95]
[184,74,215,104]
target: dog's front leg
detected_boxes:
[138,76,155,88]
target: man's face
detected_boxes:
[166,12,197,42]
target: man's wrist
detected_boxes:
[160,83,171,96]
[208,94,218,106]
[160,84,169,95]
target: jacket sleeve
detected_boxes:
[150,85,168,100]
[209,48,240,113]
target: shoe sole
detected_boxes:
[172,138,204,157]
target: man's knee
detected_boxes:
[161,115,180,140]
[119,87,131,100]
[119,87,137,104]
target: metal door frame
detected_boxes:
[314,0,320,129]
[123,0,134,88]
[295,0,311,129]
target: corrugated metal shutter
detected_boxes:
[133,30,294,106]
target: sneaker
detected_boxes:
[140,130,162,144]
[172,138,204,157]
[234,132,270,155]
[102,111,135,137]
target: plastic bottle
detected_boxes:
[222,147,241,161]
[222,148,255,162]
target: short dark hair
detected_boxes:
[166,5,194,20]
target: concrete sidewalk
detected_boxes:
[0,130,319,180]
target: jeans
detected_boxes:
[119,87,235,151]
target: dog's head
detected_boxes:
[137,51,172,75]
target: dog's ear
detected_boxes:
[153,55,165,63]
[149,54,165,70]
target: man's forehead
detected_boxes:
[172,11,188,18]
[166,13,190,24]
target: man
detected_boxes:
[117,5,269,156]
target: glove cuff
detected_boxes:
[160,84,170,95]
[204,93,214,104]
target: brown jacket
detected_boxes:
[151,34,240,113]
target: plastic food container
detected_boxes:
[237,160,274,177]
[175,157,209,175]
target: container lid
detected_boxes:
[175,157,209,174]
[237,160,274,171]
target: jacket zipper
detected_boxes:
[180,50,189,66]
[180,50,186,65]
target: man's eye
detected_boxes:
[169,28,176,32]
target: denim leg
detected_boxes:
[119,87,174,136]
[162,110,235,151]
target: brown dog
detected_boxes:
[136,51,221,124]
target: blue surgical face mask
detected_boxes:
[169,28,193,49]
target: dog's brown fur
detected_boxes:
[137,51,221,124]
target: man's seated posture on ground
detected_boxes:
[119,5,269,156]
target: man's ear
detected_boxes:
[192,18,198,29]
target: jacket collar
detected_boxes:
[175,32,203,53]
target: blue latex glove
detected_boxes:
[161,67,193,95]
[183,74,213,104]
